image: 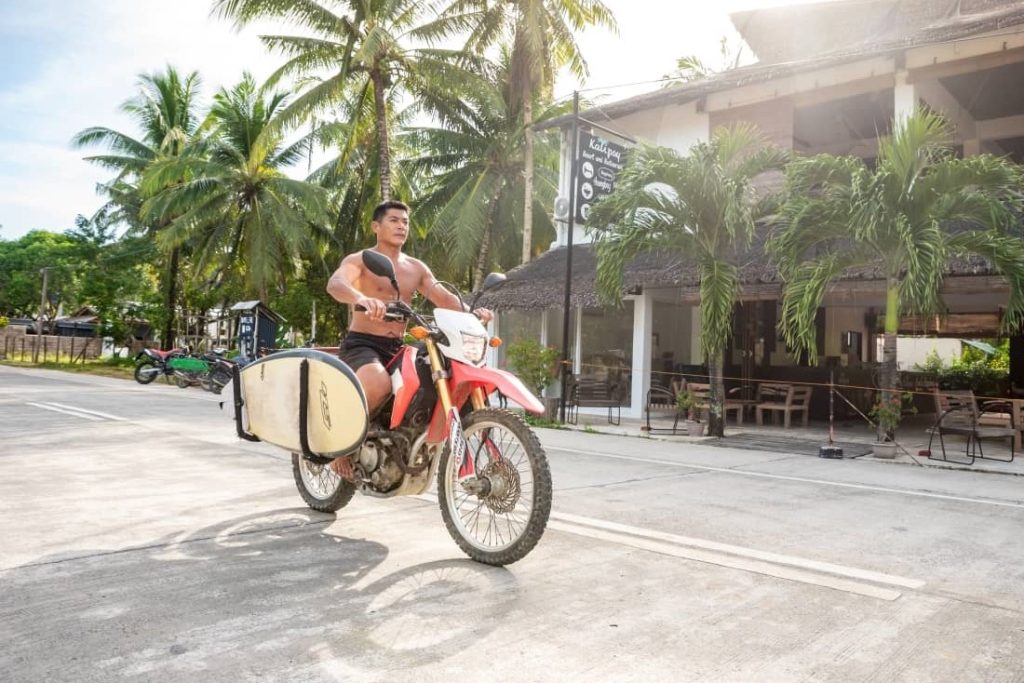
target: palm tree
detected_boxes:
[439,0,616,263]
[71,66,203,347]
[140,73,333,302]
[589,125,787,437]
[771,109,1024,440]
[213,0,467,202]
[405,53,559,287]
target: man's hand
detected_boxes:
[356,296,388,321]
[473,307,494,324]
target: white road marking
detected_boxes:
[26,402,103,421]
[550,446,1024,510]
[552,511,923,588]
[43,402,127,421]
[416,493,908,600]
[545,520,903,601]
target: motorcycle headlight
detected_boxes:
[460,333,486,363]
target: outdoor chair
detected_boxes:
[755,383,812,428]
[568,375,621,425]
[644,386,681,434]
[929,390,1016,465]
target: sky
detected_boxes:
[0,0,818,240]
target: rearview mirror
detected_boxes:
[362,250,399,295]
[480,272,507,291]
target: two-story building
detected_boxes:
[481,0,1024,421]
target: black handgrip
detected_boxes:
[355,302,408,322]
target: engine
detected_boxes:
[355,432,410,493]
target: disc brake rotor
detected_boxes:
[478,458,521,513]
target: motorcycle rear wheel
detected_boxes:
[133,362,159,385]
[437,409,552,566]
[292,453,357,513]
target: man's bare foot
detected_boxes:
[329,456,355,481]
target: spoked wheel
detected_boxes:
[291,453,357,513]
[133,362,159,384]
[437,409,552,566]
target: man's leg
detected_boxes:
[356,361,392,416]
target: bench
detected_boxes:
[569,376,622,425]
[755,383,812,428]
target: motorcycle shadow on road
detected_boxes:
[4,508,519,678]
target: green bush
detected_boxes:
[917,340,1009,397]
[505,339,560,396]
[0,315,8,328]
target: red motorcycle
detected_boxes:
[231,251,552,566]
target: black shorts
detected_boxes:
[338,332,403,371]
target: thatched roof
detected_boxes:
[478,242,1004,311]
[539,0,1024,132]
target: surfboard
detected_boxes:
[236,349,368,457]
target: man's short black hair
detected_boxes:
[372,200,410,223]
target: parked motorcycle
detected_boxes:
[133,347,187,384]
[199,351,240,394]
[230,250,552,566]
[170,349,238,394]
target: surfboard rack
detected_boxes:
[232,364,261,443]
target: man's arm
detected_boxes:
[418,260,493,323]
[326,252,387,321]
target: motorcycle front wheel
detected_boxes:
[291,453,357,513]
[437,409,552,566]
[133,362,159,384]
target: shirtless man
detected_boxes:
[326,200,493,416]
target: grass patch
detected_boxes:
[524,415,567,429]
[1,356,137,380]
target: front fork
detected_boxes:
[424,337,488,479]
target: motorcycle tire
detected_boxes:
[133,362,159,385]
[437,409,552,566]
[176,375,192,389]
[292,453,357,513]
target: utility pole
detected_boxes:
[311,299,317,345]
[35,267,49,362]
[558,91,581,423]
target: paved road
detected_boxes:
[2,365,1023,682]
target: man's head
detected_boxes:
[371,200,410,248]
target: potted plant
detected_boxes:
[870,391,913,458]
[676,389,705,437]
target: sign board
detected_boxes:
[238,311,256,359]
[576,131,626,223]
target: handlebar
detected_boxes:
[355,301,412,323]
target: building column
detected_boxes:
[893,69,917,128]
[629,293,654,419]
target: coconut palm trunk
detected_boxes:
[708,354,726,436]
[371,68,392,201]
[162,246,180,348]
[521,98,535,263]
[474,200,499,289]
[879,277,900,440]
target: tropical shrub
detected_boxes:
[505,339,560,396]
